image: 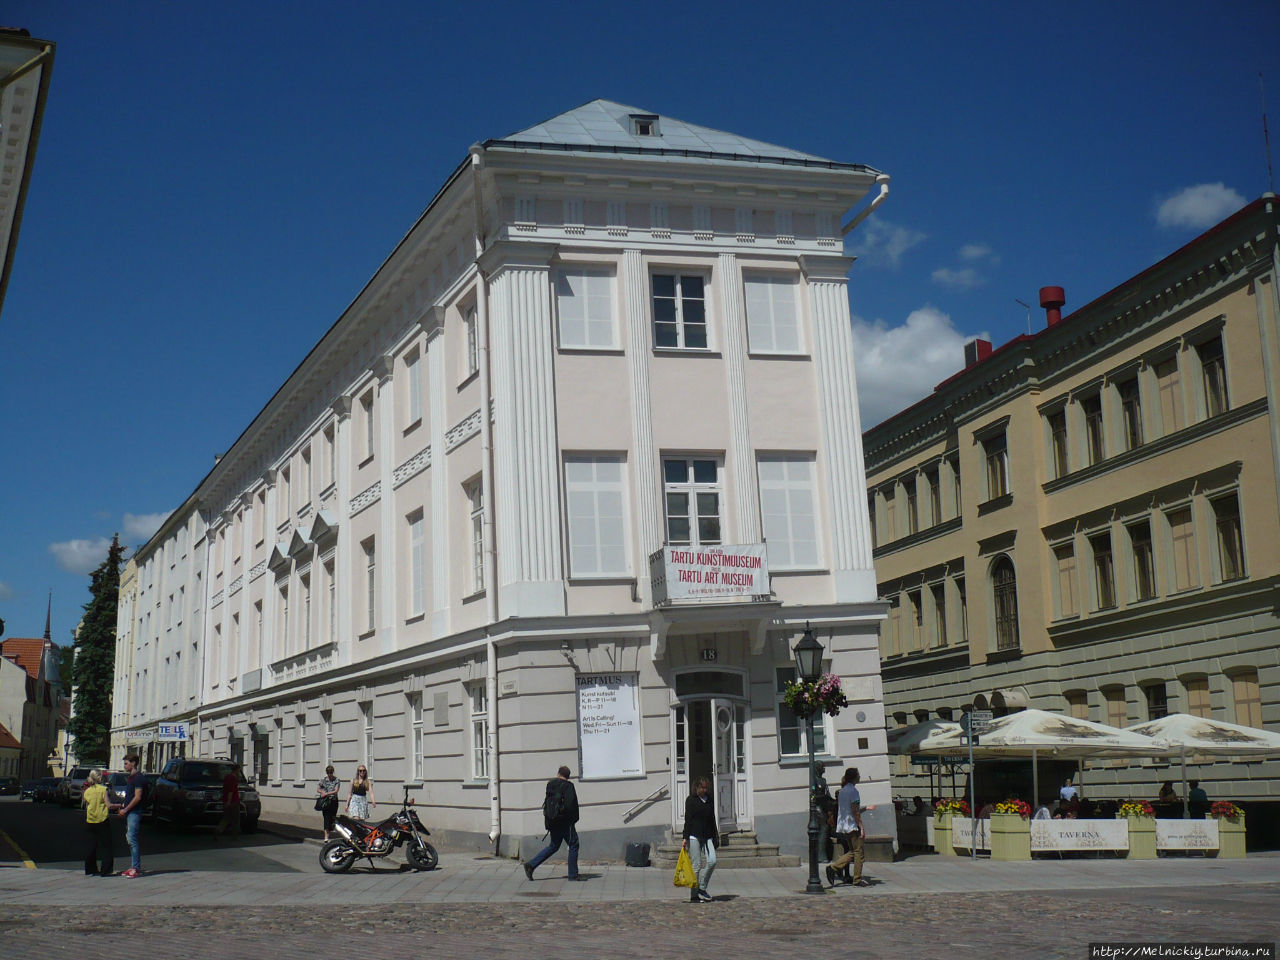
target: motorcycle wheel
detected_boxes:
[319,839,359,874]
[406,839,438,871]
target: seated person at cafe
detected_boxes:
[1188,780,1209,817]
[1158,780,1178,803]
[911,795,928,816]
[1060,778,1078,802]
[1033,802,1053,820]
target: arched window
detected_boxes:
[991,555,1020,651]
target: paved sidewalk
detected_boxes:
[1,839,1276,907]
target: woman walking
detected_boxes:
[317,765,341,839]
[346,765,375,820]
[681,776,717,903]
[81,769,116,876]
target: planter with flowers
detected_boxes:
[989,799,1031,861]
[1209,801,1246,859]
[932,798,970,856]
[1117,800,1156,859]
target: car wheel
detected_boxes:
[242,817,259,834]
[319,839,357,873]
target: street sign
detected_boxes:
[911,755,970,767]
[961,710,993,734]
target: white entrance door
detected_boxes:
[672,698,748,831]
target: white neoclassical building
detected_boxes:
[111,100,891,858]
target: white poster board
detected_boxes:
[577,672,644,780]
[1156,819,1219,850]
[651,544,770,601]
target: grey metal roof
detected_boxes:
[492,98,856,168]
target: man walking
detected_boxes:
[826,767,869,888]
[523,765,582,881]
[118,754,146,877]
[214,767,241,839]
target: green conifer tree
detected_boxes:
[68,534,124,761]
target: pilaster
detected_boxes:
[486,246,566,617]
[623,248,661,602]
[425,312,451,638]
[802,255,876,601]
[373,355,397,654]
[717,252,760,542]
[331,396,354,666]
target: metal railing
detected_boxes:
[622,784,669,822]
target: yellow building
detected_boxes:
[864,195,1280,820]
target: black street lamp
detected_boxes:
[793,624,825,894]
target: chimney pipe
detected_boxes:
[1040,286,1066,326]
[964,338,993,368]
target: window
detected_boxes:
[744,274,800,353]
[983,433,1008,500]
[1104,686,1127,729]
[651,274,707,349]
[273,718,284,783]
[1064,690,1089,721]
[296,715,306,781]
[991,556,1019,651]
[1167,507,1198,591]
[881,486,896,542]
[903,478,918,535]
[630,113,659,136]
[362,537,376,633]
[253,601,262,657]
[1144,683,1169,720]
[409,693,424,782]
[302,447,313,506]
[1083,394,1105,464]
[1212,493,1244,582]
[884,595,901,657]
[930,583,947,648]
[361,392,375,463]
[556,269,615,348]
[361,700,374,768]
[868,493,877,549]
[323,424,336,489]
[775,667,830,756]
[757,457,819,568]
[565,457,628,577]
[1118,377,1143,450]
[1184,677,1211,718]
[924,466,941,526]
[1129,521,1156,601]
[321,710,333,768]
[405,350,421,426]
[664,457,721,546]
[408,511,426,616]
[1198,336,1228,417]
[463,308,479,377]
[1231,670,1262,727]
[1053,542,1078,618]
[468,683,489,781]
[255,490,266,544]
[1048,409,1069,478]
[906,589,923,652]
[1090,532,1116,610]
[956,577,968,645]
[465,479,485,593]
[280,468,291,521]
[301,572,311,650]
[324,560,336,645]
[1155,357,1183,435]
[278,584,289,655]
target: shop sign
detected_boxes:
[1031,819,1128,851]
[157,722,190,742]
[121,728,157,742]
[650,543,770,603]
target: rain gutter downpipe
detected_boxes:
[841,173,891,237]
[470,145,501,849]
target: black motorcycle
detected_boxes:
[319,788,439,873]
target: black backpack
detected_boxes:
[542,779,569,826]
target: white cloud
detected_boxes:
[1156,183,1246,230]
[123,511,169,542]
[844,216,927,269]
[49,537,113,576]
[958,243,1000,264]
[0,581,13,602]
[852,306,989,428]
[931,266,984,289]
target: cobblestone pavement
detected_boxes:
[2,882,1276,959]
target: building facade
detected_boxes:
[0,636,60,779]
[112,101,892,856]
[865,196,1280,810]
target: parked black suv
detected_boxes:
[153,758,261,832]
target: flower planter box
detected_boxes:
[934,811,957,857]
[989,812,1030,861]
[1212,815,1246,859]
[1121,815,1156,859]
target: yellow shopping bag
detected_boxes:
[673,846,697,888]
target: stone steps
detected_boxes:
[651,831,801,869]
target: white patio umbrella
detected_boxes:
[1126,713,1280,817]
[886,720,962,755]
[915,709,1171,807]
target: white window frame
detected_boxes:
[465,479,485,593]
[650,273,710,350]
[361,700,374,769]
[321,709,332,769]
[757,455,820,569]
[744,273,802,354]
[361,391,375,464]
[405,349,422,427]
[564,456,630,578]
[408,511,426,616]
[296,714,306,783]
[300,572,311,650]
[409,692,424,782]
[463,308,479,378]
[774,665,833,759]
[663,456,723,547]
[273,718,284,784]
[556,268,617,349]
[468,682,489,782]
[362,537,376,634]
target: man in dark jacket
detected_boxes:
[523,765,582,881]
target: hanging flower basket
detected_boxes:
[783,673,849,718]
[934,797,970,818]
[1210,801,1244,822]
[993,798,1032,819]
[1118,800,1155,819]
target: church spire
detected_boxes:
[44,590,51,641]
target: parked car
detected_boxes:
[152,758,260,832]
[106,771,155,818]
[60,766,98,806]
[20,780,40,800]
[0,777,19,796]
[35,777,63,802]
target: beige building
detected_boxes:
[864,196,1280,823]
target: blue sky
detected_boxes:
[2,0,1277,645]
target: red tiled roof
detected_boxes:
[0,637,45,681]
[0,721,20,751]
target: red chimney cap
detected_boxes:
[1039,286,1066,309]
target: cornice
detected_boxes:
[799,254,855,282]
[417,304,446,340]
[371,354,394,382]
[477,240,560,276]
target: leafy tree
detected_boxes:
[68,535,123,761]
[53,641,76,699]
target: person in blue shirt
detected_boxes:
[827,767,869,887]
[118,754,146,877]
